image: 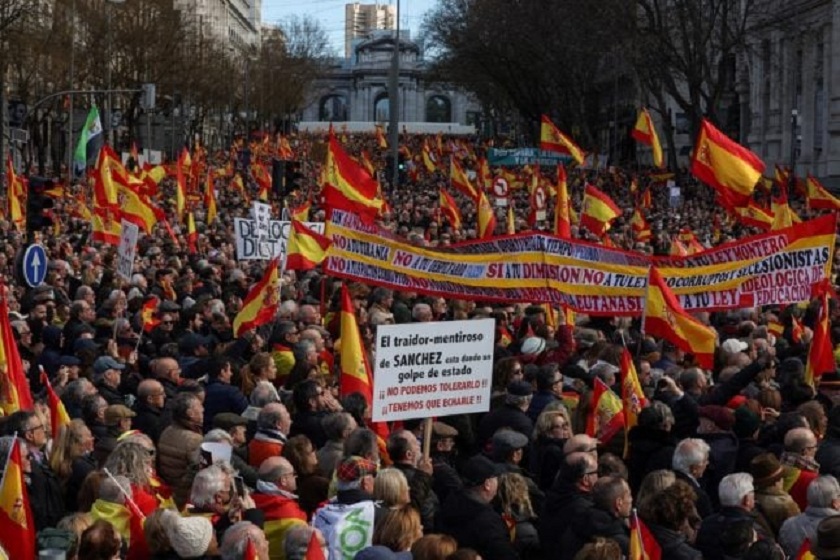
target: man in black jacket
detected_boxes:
[539,452,599,560]
[437,455,519,560]
[388,429,439,531]
[133,379,166,443]
[477,380,534,449]
[695,472,769,559]
[561,476,632,560]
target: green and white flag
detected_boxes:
[73,105,103,173]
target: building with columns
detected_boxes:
[300,31,479,131]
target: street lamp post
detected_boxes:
[106,0,125,147]
[789,109,799,195]
[388,0,401,190]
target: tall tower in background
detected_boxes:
[345,2,396,57]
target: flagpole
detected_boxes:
[103,468,146,520]
[637,266,653,356]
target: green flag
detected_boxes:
[73,105,102,173]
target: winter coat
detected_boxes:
[779,506,840,558]
[755,485,800,537]
[437,489,519,560]
[647,523,702,560]
[625,425,675,492]
[538,479,593,560]
[202,380,248,432]
[816,432,840,479]
[560,506,629,560]
[132,401,164,443]
[477,405,533,450]
[157,420,203,507]
[530,435,566,491]
[394,462,439,531]
[695,506,768,560]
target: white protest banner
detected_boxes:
[251,201,273,260]
[372,318,495,422]
[116,219,139,280]
[234,219,326,261]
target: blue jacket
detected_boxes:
[203,380,248,432]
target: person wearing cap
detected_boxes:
[810,514,840,560]
[203,356,248,432]
[313,456,382,558]
[695,473,771,559]
[133,379,166,444]
[751,452,800,537]
[429,422,462,505]
[93,404,137,466]
[92,356,127,406]
[438,454,519,560]
[179,331,212,379]
[779,475,840,558]
[477,380,535,449]
[214,412,249,449]
[387,429,438,531]
[489,428,544,514]
[252,456,308,560]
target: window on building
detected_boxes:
[319,95,348,122]
[374,93,390,121]
[425,96,451,123]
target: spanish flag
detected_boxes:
[642,266,715,369]
[0,439,35,559]
[41,371,71,439]
[620,348,647,432]
[477,157,492,191]
[92,208,122,246]
[629,510,661,560]
[323,132,383,221]
[580,184,621,237]
[631,108,664,168]
[286,220,331,271]
[375,124,388,149]
[439,188,463,230]
[732,200,773,230]
[233,257,281,337]
[630,208,651,242]
[5,157,25,231]
[339,283,374,401]
[186,211,198,254]
[204,171,217,224]
[805,174,840,210]
[669,239,688,257]
[93,146,121,210]
[450,158,479,201]
[141,296,160,333]
[507,205,516,235]
[585,377,625,445]
[253,162,272,201]
[306,528,326,560]
[640,188,652,210]
[117,181,162,234]
[422,140,438,173]
[805,280,834,388]
[690,118,765,207]
[279,135,294,160]
[477,191,497,239]
[0,292,32,415]
[796,538,815,560]
[176,148,188,221]
[359,151,376,176]
[290,201,310,222]
[771,195,801,231]
[554,163,572,238]
[540,115,585,165]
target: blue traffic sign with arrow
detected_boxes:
[22,244,47,288]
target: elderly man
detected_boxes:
[249,403,292,468]
[220,521,270,560]
[252,457,308,560]
[92,356,126,405]
[318,412,357,478]
[133,379,166,443]
[388,429,438,530]
[783,426,822,511]
[540,452,598,560]
[152,357,182,399]
[158,393,205,506]
[672,437,714,518]
[779,475,840,558]
[695,473,770,559]
[188,463,264,544]
[477,380,534,448]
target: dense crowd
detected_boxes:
[1,129,839,560]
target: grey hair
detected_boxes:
[505,393,532,407]
[672,438,711,474]
[412,303,431,320]
[250,381,281,407]
[284,525,318,560]
[257,404,286,431]
[279,300,298,318]
[808,475,840,508]
[104,442,152,488]
[785,427,817,453]
[220,521,263,560]
[99,475,131,504]
[204,429,234,445]
[190,464,229,508]
[719,473,754,507]
[651,401,674,426]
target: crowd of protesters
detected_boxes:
[0,128,839,560]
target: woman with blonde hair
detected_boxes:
[374,467,411,509]
[412,534,458,560]
[531,407,573,490]
[50,418,96,511]
[636,469,676,520]
[240,352,279,396]
[373,504,424,552]
[497,472,539,557]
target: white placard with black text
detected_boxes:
[116,219,139,280]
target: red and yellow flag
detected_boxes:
[94,146,121,210]
[141,296,160,333]
[629,510,661,560]
[540,115,585,165]
[732,200,773,230]
[585,377,625,445]
[204,171,217,224]
[554,164,572,238]
[233,258,281,337]
[374,125,388,150]
[291,201,311,222]
[642,266,715,369]
[620,349,647,432]
[506,206,516,235]
[439,188,463,230]
[0,439,35,559]
[5,157,25,231]
[805,280,834,388]
[631,108,664,168]
[339,284,374,401]
[305,528,326,560]
[670,239,688,257]
[450,158,479,201]
[323,132,383,221]
[0,292,32,415]
[796,538,815,560]
[286,221,331,271]
[116,181,162,234]
[805,174,840,210]
[630,208,651,242]
[41,371,71,440]
[580,184,621,237]
[422,140,438,173]
[477,191,497,239]
[176,148,189,221]
[771,194,802,231]
[186,212,198,254]
[640,188,652,210]
[690,118,765,206]
[477,157,492,192]
[91,208,122,246]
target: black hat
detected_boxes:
[179,333,211,354]
[213,412,248,431]
[507,380,533,397]
[461,455,503,487]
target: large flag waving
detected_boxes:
[580,184,621,237]
[631,108,664,168]
[450,159,479,201]
[74,105,103,174]
[690,119,765,206]
[477,191,497,239]
[805,280,834,388]
[805,174,840,210]
[554,164,572,238]
[232,258,281,337]
[0,291,33,414]
[585,377,625,445]
[642,266,716,369]
[339,284,374,401]
[41,371,71,440]
[323,132,383,221]
[0,438,36,559]
[620,348,648,433]
[439,188,463,230]
[286,220,331,271]
[540,115,585,165]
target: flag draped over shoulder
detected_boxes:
[540,115,585,165]
[233,258,281,337]
[286,220,331,271]
[690,119,765,206]
[74,105,103,173]
[554,164,571,238]
[642,267,716,369]
[585,377,624,445]
[323,132,383,221]
[439,188,463,230]
[0,291,33,414]
[806,174,840,210]
[580,184,621,237]
[631,108,664,168]
[0,439,36,559]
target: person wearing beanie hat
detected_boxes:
[163,511,218,558]
[750,452,801,537]
[734,406,764,472]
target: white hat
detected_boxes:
[721,338,748,354]
[520,336,546,356]
[165,514,214,558]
